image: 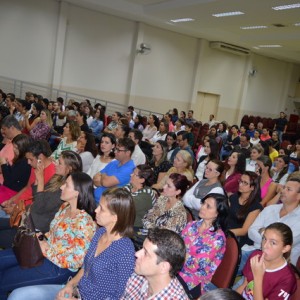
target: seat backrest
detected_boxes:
[184,206,195,223]
[290,263,300,300]
[211,231,241,288]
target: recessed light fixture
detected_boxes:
[212,11,244,17]
[272,3,300,10]
[258,45,282,48]
[170,18,195,23]
[295,22,300,26]
[252,46,260,50]
[240,26,268,30]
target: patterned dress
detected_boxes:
[179,220,226,294]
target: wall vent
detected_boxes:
[210,42,250,56]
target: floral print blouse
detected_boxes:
[44,202,96,272]
[179,220,226,294]
[142,195,187,233]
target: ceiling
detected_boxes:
[65,0,300,64]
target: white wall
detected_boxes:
[0,0,299,123]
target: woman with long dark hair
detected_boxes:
[228,171,262,247]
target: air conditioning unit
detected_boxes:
[210,42,250,56]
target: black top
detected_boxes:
[228,193,262,247]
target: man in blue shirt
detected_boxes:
[94,137,135,202]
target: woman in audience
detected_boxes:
[149,140,172,184]
[8,188,136,300]
[76,110,90,133]
[133,114,144,132]
[223,151,246,196]
[208,126,218,140]
[172,108,179,124]
[272,155,290,186]
[289,139,300,163]
[114,123,130,140]
[236,222,297,299]
[142,114,159,142]
[246,143,264,172]
[86,132,116,178]
[217,122,228,144]
[89,107,104,138]
[228,171,262,248]
[183,159,225,218]
[250,129,260,146]
[124,164,156,228]
[178,193,229,297]
[29,109,52,141]
[195,135,210,161]
[165,132,177,161]
[173,118,185,134]
[149,120,169,144]
[180,111,186,120]
[220,125,240,160]
[51,121,81,160]
[256,155,277,206]
[84,105,94,127]
[30,150,83,233]
[195,139,219,181]
[0,134,31,204]
[271,130,280,150]
[23,103,43,135]
[0,172,97,299]
[76,131,98,172]
[143,173,190,233]
[152,150,194,190]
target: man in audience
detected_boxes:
[260,127,271,141]
[126,111,135,129]
[93,137,135,203]
[256,122,263,134]
[208,114,217,128]
[233,133,252,158]
[104,111,121,133]
[121,228,188,299]
[185,110,197,125]
[239,177,300,275]
[170,131,195,164]
[246,122,255,138]
[273,111,288,142]
[128,129,146,166]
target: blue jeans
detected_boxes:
[0,249,76,300]
[0,217,16,249]
[237,249,254,276]
[8,285,62,300]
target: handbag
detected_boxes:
[9,200,26,228]
[12,212,44,269]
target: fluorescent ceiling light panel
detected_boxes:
[272,3,300,10]
[258,45,282,48]
[170,18,194,23]
[212,11,244,17]
[295,22,300,26]
[240,26,268,29]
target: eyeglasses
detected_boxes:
[115,148,127,152]
[238,180,250,186]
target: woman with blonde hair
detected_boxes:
[152,150,194,191]
[29,109,53,140]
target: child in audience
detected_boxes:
[236,222,297,300]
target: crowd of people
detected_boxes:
[0,89,299,299]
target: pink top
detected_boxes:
[261,178,273,200]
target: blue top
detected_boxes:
[78,227,135,300]
[94,159,135,202]
[89,119,103,137]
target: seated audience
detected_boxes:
[217,122,228,144]
[143,173,190,233]
[165,132,177,161]
[103,111,121,134]
[8,188,136,300]
[228,171,262,248]
[121,228,188,299]
[266,139,279,162]
[124,165,156,228]
[0,173,97,299]
[236,223,296,299]
[170,131,195,164]
[223,151,246,196]
[195,139,219,181]
[89,107,104,138]
[86,132,116,178]
[30,150,82,233]
[256,155,277,206]
[76,131,98,172]
[260,128,271,142]
[149,120,169,144]
[93,138,135,203]
[272,155,289,186]
[29,109,52,141]
[23,103,42,135]
[128,129,146,167]
[183,159,225,218]
[271,130,280,150]
[51,121,81,160]
[178,193,229,297]
[245,144,264,172]
[233,133,251,158]
[0,134,31,204]
[152,150,194,191]
[149,140,172,184]
[142,114,159,142]
[250,129,260,146]
[220,125,240,160]
[133,114,144,132]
